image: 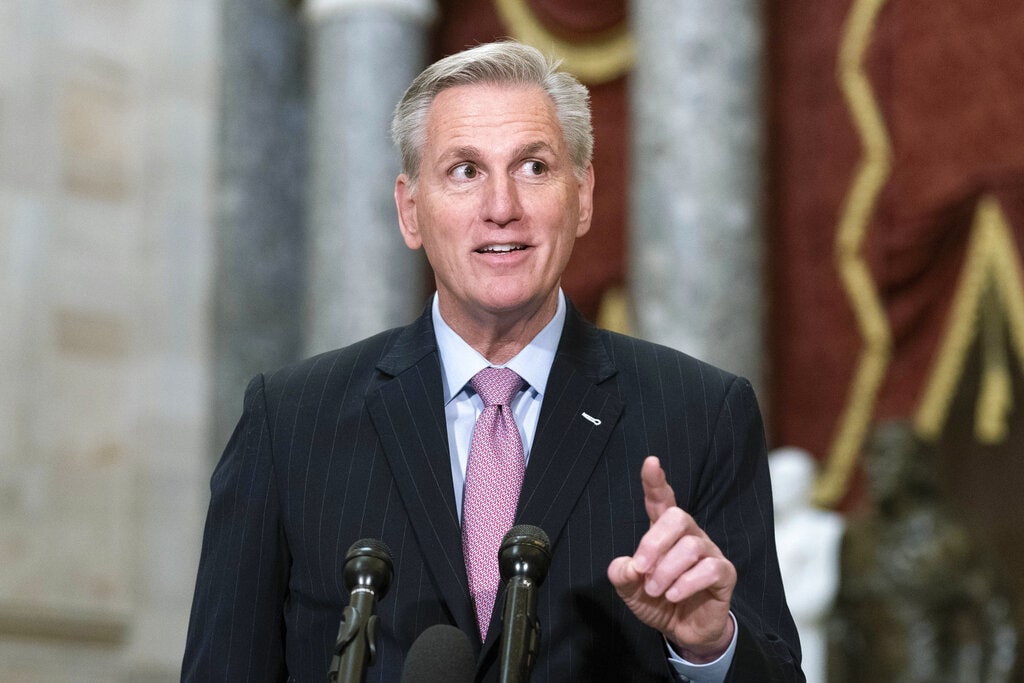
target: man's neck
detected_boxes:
[437,295,559,365]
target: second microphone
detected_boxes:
[497,524,552,683]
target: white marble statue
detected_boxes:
[769,447,845,683]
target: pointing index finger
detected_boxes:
[642,456,677,523]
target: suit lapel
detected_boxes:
[365,310,477,636]
[517,304,623,540]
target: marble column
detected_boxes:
[212,0,309,454]
[304,0,435,355]
[629,0,765,394]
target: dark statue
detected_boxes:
[829,421,1017,682]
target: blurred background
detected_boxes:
[1,0,1022,679]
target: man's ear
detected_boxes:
[575,164,595,238]
[395,174,422,250]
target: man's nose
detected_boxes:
[483,175,522,226]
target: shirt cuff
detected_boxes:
[665,612,738,683]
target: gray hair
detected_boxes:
[391,41,593,184]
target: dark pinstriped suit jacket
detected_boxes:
[182,302,803,681]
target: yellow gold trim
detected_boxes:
[914,197,1024,443]
[596,286,633,335]
[976,289,1011,442]
[813,0,892,507]
[494,0,635,84]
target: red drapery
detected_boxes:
[767,0,1024,505]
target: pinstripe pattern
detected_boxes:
[183,303,803,681]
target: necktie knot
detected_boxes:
[471,367,524,408]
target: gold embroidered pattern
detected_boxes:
[814,0,892,507]
[494,0,634,84]
[914,196,1024,444]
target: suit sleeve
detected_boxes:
[694,376,804,682]
[182,374,290,681]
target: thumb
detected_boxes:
[607,555,644,594]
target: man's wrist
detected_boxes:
[666,612,737,664]
[663,610,737,663]
[664,613,738,683]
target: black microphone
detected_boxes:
[497,524,552,683]
[327,538,393,682]
[400,624,476,683]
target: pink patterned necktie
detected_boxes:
[462,367,526,641]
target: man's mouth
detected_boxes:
[476,244,528,254]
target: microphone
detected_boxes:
[400,624,476,683]
[497,524,552,683]
[327,538,393,683]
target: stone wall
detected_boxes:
[0,0,219,678]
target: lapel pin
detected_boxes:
[581,412,602,426]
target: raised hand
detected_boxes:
[607,456,736,662]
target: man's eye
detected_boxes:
[451,163,478,180]
[522,160,546,176]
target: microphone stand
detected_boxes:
[498,576,541,683]
[327,539,393,683]
[328,599,379,683]
[498,525,551,683]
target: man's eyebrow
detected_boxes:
[514,141,556,158]
[437,141,556,166]
[441,145,482,163]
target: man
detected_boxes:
[183,41,802,681]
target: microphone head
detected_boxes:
[400,624,475,683]
[344,538,394,597]
[499,524,552,584]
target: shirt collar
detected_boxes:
[433,291,566,404]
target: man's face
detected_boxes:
[395,83,594,329]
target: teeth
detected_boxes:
[478,244,526,253]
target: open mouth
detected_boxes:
[476,244,528,254]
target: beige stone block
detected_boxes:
[53,307,127,358]
[60,77,129,200]
[0,501,134,635]
[51,440,128,515]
